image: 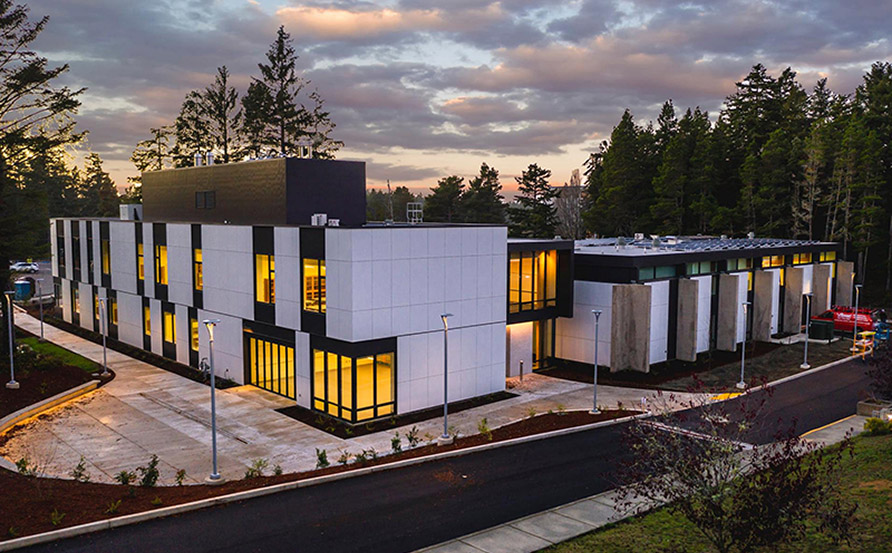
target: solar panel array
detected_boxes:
[575,236,829,253]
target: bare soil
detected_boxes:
[0,363,98,422]
[0,409,636,541]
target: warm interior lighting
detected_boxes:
[190,318,199,351]
[255,254,275,304]
[249,336,295,399]
[312,348,394,422]
[303,258,326,313]
[154,245,168,285]
[509,250,558,313]
[194,248,203,290]
[163,310,176,343]
[101,239,110,275]
[137,243,145,280]
[144,305,151,336]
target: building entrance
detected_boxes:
[246,334,296,400]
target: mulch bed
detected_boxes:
[0,409,636,541]
[541,341,784,389]
[0,363,98,421]
[277,391,518,438]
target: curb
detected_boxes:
[0,411,650,551]
[754,354,859,392]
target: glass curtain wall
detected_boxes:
[509,250,557,313]
[313,349,394,422]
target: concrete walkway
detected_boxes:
[4,311,700,485]
[415,415,869,553]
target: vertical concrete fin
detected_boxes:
[610,284,651,373]
[753,270,774,341]
[783,267,804,334]
[716,273,740,352]
[835,261,854,307]
[676,278,698,362]
[813,264,831,312]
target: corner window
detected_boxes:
[154,245,168,285]
[255,254,275,304]
[313,348,394,422]
[137,243,145,281]
[508,250,557,313]
[193,248,203,291]
[302,258,326,313]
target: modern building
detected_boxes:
[50,158,852,424]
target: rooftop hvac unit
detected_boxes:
[327,219,340,227]
[634,232,644,241]
[311,213,328,226]
[407,202,423,224]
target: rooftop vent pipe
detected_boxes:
[194,153,203,167]
[206,152,214,166]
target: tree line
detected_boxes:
[583,63,892,290]
[127,26,341,198]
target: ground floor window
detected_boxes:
[163,308,176,344]
[313,348,394,422]
[247,335,295,400]
[532,319,555,370]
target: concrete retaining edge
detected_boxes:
[0,410,651,551]
[0,380,100,472]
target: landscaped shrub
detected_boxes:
[115,470,136,485]
[477,418,492,441]
[137,455,160,487]
[391,432,402,453]
[175,469,187,486]
[863,417,892,436]
[406,426,420,448]
[315,448,329,469]
[68,456,90,482]
[245,458,269,478]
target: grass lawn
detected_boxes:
[19,336,101,374]
[660,338,856,392]
[540,433,892,553]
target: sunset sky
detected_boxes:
[31,0,892,195]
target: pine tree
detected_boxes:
[424,175,464,222]
[460,163,505,223]
[508,164,557,238]
[130,125,174,189]
[79,153,119,217]
[174,90,213,167]
[203,66,241,163]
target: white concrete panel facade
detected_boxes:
[556,281,613,366]
[647,280,670,364]
[695,276,712,353]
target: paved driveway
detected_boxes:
[4,311,699,484]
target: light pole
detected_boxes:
[591,309,602,414]
[801,293,813,370]
[438,313,453,446]
[852,284,863,353]
[203,319,224,483]
[97,297,110,378]
[736,301,751,390]
[5,291,18,389]
[35,278,44,342]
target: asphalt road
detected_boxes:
[23,357,872,553]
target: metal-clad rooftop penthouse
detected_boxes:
[141,157,366,226]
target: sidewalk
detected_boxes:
[4,311,699,484]
[415,415,869,553]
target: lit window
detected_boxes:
[144,305,151,336]
[94,295,100,320]
[312,348,394,422]
[248,336,295,399]
[101,239,110,275]
[190,318,199,352]
[163,310,175,344]
[193,248,203,290]
[793,253,812,265]
[508,250,557,313]
[255,254,275,304]
[154,245,168,285]
[819,251,837,262]
[137,243,145,281]
[303,258,326,313]
[761,255,784,268]
[73,287,80,314]
[111,298,118,325]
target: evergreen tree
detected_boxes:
[366,188,390,222]
[79,153,119,217]
[241,80,272,158]
[425,175,464,222]
[508,164,557,238]
[203,66,241,163]
[460,163,505,223]
[174,90,212,167]
[130,125,174,188]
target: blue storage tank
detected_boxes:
[14,279,31,300]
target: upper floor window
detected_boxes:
[101,239,111,275]
[255,254,275,304]
[819,251,837,262]
[193,248,203,291]
[792,253,812,265]
[137,243,145,281]
[154,244,168,285]
[761,255,784,268]
[727,258,752,272]
[303,259,326,313]
[195,191,216,209]
[508,250,557,314]
[637,265,676,281]
[686,261,715,276]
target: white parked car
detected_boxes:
[9,261,38,273]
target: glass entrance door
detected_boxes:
[247,335,296,399]
[532,319,554,370]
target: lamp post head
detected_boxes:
[202,319,221,340]
[440,313,453,330]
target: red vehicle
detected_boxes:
[811,305,880,333]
